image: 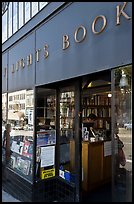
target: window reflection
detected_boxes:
[113,65,132,202]
[2,2,49,42]
[6,89,34,182]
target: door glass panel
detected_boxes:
[59,87,75,184]
[81,74,112,198]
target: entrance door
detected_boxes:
[35,82,81,202]
[81,71,112,202]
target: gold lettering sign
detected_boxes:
[63,35,70,50]
[36,49,41,62]
[12,64,15,73]
[74,25,87,43]
[44,44,49,58]
[5,2,131,76]
[16,61,19,71]
[116,2,131,25]
[92,15,107,34]
[4,67,7,77]
[27,54,33,66]
[20,58,25,68]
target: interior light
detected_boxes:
[108,93,112,97]
[119,70,129,88]
[87,82,92,88]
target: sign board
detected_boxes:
[41,168,55,179]
[37,130,56,146]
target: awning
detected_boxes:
[8,111,24,121]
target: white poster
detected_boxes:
[104,141,112,157]
[41,146,55,167]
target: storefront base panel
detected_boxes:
[33,178,57,202]
[2,167,32,202]
[33,177,75,202]
[55,177,75,202]
[2,168,76,202]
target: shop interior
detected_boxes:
[34,70,113,201]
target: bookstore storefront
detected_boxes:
[2,2,132,202]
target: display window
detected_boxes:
[5,89,34,182]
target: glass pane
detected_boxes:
[25,2,30,23]
[81,76,112,194]
[19,2,23,28]
[2,12,7,43]
[59,88,75,184]
[35,88,56,181]
[6,89,34,182]
[32,2,38,17]
[13,2,18,34]
[39,2,48,10]
[8,2,12,37]
[113,65,132,202]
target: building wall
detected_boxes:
[2,2,132,93]
[35,2,132,85]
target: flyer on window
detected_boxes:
[41,146,55,167]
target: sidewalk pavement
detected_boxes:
[2,190,21,202]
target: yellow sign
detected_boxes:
[41,168,55,179]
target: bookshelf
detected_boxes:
[82,94,111,130]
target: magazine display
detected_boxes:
[16,156,31,175]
